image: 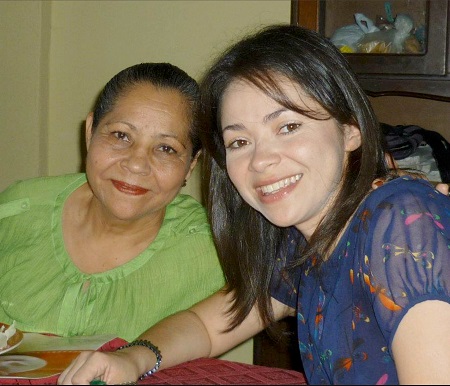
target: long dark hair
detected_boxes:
[92,62,201,157]
[199,24,390,330]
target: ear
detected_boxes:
[85,112,95,150]
[343,124,361,152]
[184,150,202,182]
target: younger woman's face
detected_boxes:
[220,78,361,239]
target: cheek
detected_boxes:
[226,160,253,204]
[301,139,345,181]
[157,168,185,183]
[317,147,346,184]
[86,144,118,174]
[152,158,191,183]
[87,148,108,167]
[226,158,241,187]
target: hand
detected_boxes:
[436,183,449,196]
[57,350,141,385]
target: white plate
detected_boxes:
[0,324,23,355]
[0,355,47,374]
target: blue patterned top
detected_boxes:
[271,177,450,384]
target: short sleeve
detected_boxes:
[360,179,450,349]
[270,228,302,308]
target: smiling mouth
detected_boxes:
[112,180,149,195]
[259,174,302,195]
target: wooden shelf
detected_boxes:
[291,0,450,101]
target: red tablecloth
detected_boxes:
[0,338,307,385]
[142,357,307,385]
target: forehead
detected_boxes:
[111,83,191,129]
[220,77,323,120]
[118,83,190,113]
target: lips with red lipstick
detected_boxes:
[112,180,149,196]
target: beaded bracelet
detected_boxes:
[117,339,162,380]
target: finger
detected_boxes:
[435,183,449,196]
[372,178,384,189]
[58,353,88,385]
[58,351,102,385]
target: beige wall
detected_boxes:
[0,1,50,192]
[1,0,291,364]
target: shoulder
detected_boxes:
[0,174,86,204]
[164,194,212,235]
[363,176,446,215]
[349,176,450,254]
[368,176,436,199]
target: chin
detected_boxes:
[264,215,295,228]
[108,206,144,222]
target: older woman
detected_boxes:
[0,63,224,341]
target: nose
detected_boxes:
[121,147,151,175]
[249,141,281,173]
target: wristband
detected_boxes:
[117,339,162,380]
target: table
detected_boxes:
[0,338,307,385]
[142,357,307,385]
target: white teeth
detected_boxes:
[260,174,301,195]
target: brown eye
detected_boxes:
[280,123,301,134]
[158,145,177,154]
[113,131,130,142]
[228,139,249,149]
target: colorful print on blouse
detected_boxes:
[270,177,450,384]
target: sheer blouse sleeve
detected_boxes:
[360,178,450,349]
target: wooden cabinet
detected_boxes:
[291,0,450,101]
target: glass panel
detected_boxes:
[323,0,428,55]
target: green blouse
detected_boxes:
[0,174,225,341]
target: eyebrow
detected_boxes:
[109,121,138,131]
[222,108,287,132]
[263,108,287,124]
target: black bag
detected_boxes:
[381,123,450,183]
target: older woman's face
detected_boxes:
[85,83,197,222]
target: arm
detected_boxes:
[392,300,450,384]
[366,179,450,384]
[58,287,294,385]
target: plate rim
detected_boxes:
[0,323,24,355]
